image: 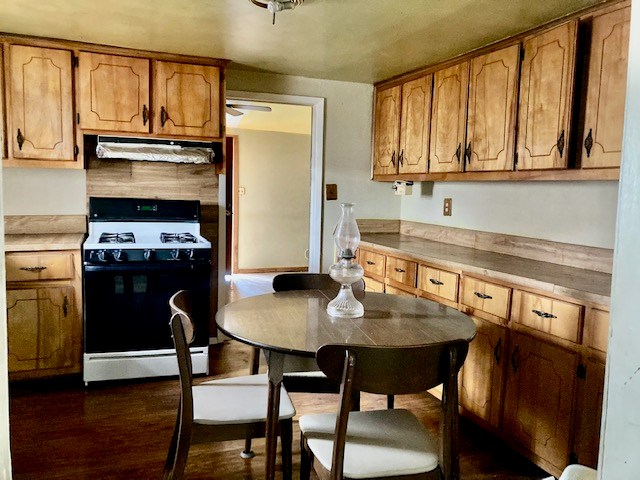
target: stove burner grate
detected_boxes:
[161,232,198,244]
[99,232,136,244]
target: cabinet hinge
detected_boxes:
[74,145,79,157]
[72,56,79,68]
[77,113,80,125]
[569,451,579,464]
[577,363,587,381]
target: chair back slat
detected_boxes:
[317,341,468,396]
[273,273,365,299]
[169,290,195,344]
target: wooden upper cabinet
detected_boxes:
[466,45,520,172]
[429,61,469,173]
[78,52,151,133]
[517,22,578,170]
[399,75,432,174]
[154,61,221,138]
[7,45,75,162]
[373,85,401,175]
[581,6,630,169]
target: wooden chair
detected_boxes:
[163,290,296,480]
[299,340,469,480]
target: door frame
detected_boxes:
[225,90,324,273]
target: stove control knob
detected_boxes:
[113,249,126,262]
[170,249,180,261]
[185,249,195,260]
[143,249,154,261]
[96,250,108,262]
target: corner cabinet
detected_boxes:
[78,52,151,133]
[154,61,222,138]
[4,44,79,168]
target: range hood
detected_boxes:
[96,136,218,164]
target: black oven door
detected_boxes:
[83,262,210,354]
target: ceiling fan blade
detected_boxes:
[226,106,244,116]
[226,103,273,113]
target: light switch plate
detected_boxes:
[443,198,452,216]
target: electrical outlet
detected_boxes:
[326,184,338,201]
[443,198,452,216]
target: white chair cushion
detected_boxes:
[299,409,439,479]
[193,373,295,425]
[559,465,597,480]
[285,370,326,378]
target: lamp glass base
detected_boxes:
[326,285,364,318]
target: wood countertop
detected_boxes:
[361,233,611,306]
[4,233,86,252]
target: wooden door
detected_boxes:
[6,287,75,373]
[399,75,432,174]
[503,331,577,472]
[460,317,506,429]
[466,45,520,171]
[155,61,221,138]
[7,45,75,161]
[429,61,469,173]
[372,85,401,175]
[78,52,151,133]
[573,358,605,468]
[581,6,630,169]
[517,22,577,170]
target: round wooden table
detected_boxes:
[216,290,476,480]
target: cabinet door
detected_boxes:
[517,22,577,170]
[460,317,506,429]
[581,6,630,169]
[7,45,75,161]
[399,75,432,174]
[573,358,605,468]
[155,61,221,138]
[503,331,577,472]
[6,286,75,372]
[466,45,520,172]
[373,85,401,175]
[429,61,469,173]
[78,52,151,133]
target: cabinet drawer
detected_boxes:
[511,290,584,343]
[385,285,415,297]
[418,265,459,302]
[364,277,384,293]
[360,249,385,278]
[461,277,511,320]
[6,252,74,282]
[385,256,417,288]
[584,309,609,354]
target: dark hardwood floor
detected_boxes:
[9,339,549,480]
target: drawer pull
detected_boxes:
[474,292,492,300]
[511,345,520,372]
[394,268,405,273]
[366,261,376,265]
[429,278,444,285]
[493,337,502,365]
[532,309,557,319]
[19,266,47,272]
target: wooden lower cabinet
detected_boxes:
[573,358,605,468]
[460,316,506,429]
[363,276,384,293]
[6,286,77,374]
[502,331,578,475]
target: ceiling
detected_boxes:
[226,101,312,134]
[0,0,605,84]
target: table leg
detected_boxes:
[266,351,285,480]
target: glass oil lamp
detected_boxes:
[327,203,364,318]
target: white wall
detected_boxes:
[599,0,640,476]
[229,128,311,270]
[400,180,619,248]
[2,168,86,215]
[226,70,401,271]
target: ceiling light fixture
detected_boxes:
[250,0,304,25]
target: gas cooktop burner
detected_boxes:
[161,233,198,244]
[99,232,136,244]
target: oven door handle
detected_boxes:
[83,262,210,273]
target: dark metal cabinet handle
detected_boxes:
[142,105,149,125]
[160,106,168,127]
[465,142,472,164]
[366,260,375,265]
[16,129,24,150]
[557,130,565,158]
[584,128,593,158]
[474,291,492,300]
[390,151,396,167]
[532,309,557,319]
[511,345,520,372]
[394,267,405,273]
[494,337,503,364]
[399,150,404,166]
[19,266,47,272]
[63,296,68,318]
[455,143,461,163]
[429,278,444,285]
